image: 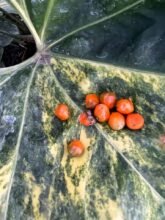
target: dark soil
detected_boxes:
[2,41,36,67]
[0,11,36,67]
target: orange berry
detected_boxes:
[78,112,96,126]
[126,113,144,130]
[68,140,85,157]
[100,92,117,109]
[94,104,110,122]
[116,98,134,114]
[108,112,125,130]
[54,104,70,121]
[85,93,99,109]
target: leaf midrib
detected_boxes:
[51,52,165,77]
[40,0,56,41]
[3,59,40,220]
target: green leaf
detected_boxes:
[52,2,165,72]
[0,1,16,13]
[0,16,19,47]
[0,0,165,219]
[0,48,3,62]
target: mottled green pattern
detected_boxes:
[51,57,165,197]
[1,0,165,219]
[0,65,35,218]
[0,60,164,220]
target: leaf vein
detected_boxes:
[48,57,164,202]
[3,60,40,220]
[47,0,144,50]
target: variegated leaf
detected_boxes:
[0,0,164,219]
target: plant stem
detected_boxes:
[10,0,43,51]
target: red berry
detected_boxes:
[78,112,96,126]
[100,92,117,109]
[126,113,144,130]
[116,98,134,114]
[54,104,70,121]
[94,104,110,122]
[108,112,125,130]
[85,93,99,109]
[68,140,85,157]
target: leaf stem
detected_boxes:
[40,0,56,41]
[10,0,43,51]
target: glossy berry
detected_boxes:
[68,140,85,157]
[54,104,70,121]
[100,92,117,109]
[108,112,125,131]
[78,112,96,126]
[85,93,99,109]
[94,104,110,122]
[126,113,144,130]
[116,98,134,114]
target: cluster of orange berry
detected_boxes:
[54,92,144,157]
[79,92,144,131]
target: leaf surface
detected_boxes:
[0,16,19,47]
[0,48,3,62]
[0,0,165,219]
